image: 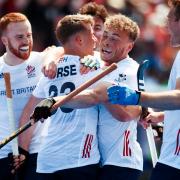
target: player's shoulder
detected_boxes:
[64,54,80,62]
[27,51,43,65]
[126,57,139,67]
[175,50,180,63]
[0,55,5,69]
[29,51,43,59]
[117,56,139,70]
[57,55,80,66]
[0,55,4,65]
[171,50,180,69]
[176,50,180,57]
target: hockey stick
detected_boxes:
[0,63,117,149]
[4,73,19,156]
[4,73,20,179]
[137,60,158,167]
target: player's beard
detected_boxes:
[8,40,32,60]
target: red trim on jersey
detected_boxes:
[175,129,180,155]
[82,134,94,158]
[123,130,131,156]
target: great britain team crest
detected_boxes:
[26,65,36,78]
[114,73,126,84]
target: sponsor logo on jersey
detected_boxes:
[26,65,35,78]
[115,73,126,84]
[0,73,3,79]
[58,56,68,63]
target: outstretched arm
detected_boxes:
[56,82,141,122]
[108,78,180,110]
[140,78,180,109]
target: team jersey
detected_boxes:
[33,55,100,173]
[158,50,180,169]
[0,52,46,158]
[98,56,143,171]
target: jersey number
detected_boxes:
[49,82,75,113]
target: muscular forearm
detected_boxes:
[104,102,141,122]
[54,82,110,109]
[140,90,180,110]
[18,96,42,151]
[18,106,36,151]
[54,89,102,109]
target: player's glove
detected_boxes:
[81,55,100,70]
[107,85,141,105]
[31,98,56,120]
[8,147,29,174]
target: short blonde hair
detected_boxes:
[104,14,140,42]
[56,14,93,45]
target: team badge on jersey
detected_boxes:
[114,73,126,84]
[26,65,36,78]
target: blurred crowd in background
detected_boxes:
[0,0,179,89]
[0,0,179,90]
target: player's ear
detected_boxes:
[127,42,134,53]
[75,34,83,46]
[1,36,8,46]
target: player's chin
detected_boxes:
[20,52,31,60]
[101,54,113,63]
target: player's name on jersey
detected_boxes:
[56,64,77,78]
[0,85,36,96]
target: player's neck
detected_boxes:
[64,48,84,58]
[3,53,26,66]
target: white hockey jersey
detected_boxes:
[33,55,100,173]
[98,56,143,171]
[0,52,46,158]
[158,51,180,169]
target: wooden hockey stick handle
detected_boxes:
[51,63,117,111]
[0,63,117,149]
[3,73,19,156]
[4,73,12,98]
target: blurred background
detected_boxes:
[0,0,179,179]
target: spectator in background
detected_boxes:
[79,2,109,51]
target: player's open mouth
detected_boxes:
[19,46,29,52]
[101,48,112,54]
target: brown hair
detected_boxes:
[168,0,180,21]
[104,14,140,42]
[79,2,108,22]
[55,14,93,45]
[0,12,28,36]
